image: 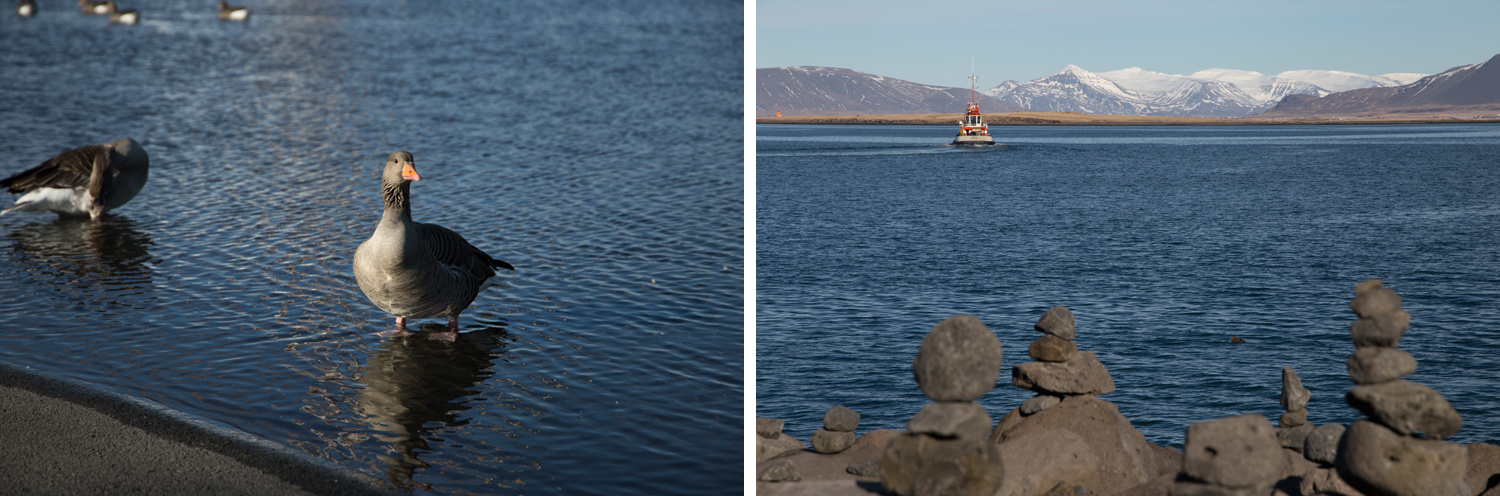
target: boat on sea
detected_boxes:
[952,70,996,146]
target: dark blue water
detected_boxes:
[756,123,1500,449]
[0,2,742,494]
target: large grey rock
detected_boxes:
[825,405,860,432]
[1304,424,1346,465]
[1278,423,1314,451]
[1347,347,1417,385]
[1281,367,1311,412]
[1179,414,1283,489]
[1034,306,1077,340]
[813,428,857,454]
[1028,335,1077,363]
[990,395,1178,496]
[758,431,810,462]
[994,429,1099,496]
[1012,351,1115,395]
[1346,379,1463,439]
[880,433,1005,496]
[912,315,1004,402]
[1020,394,1062,416]
[758,418,786,438]
[1465,443,1500,496]
[1299,467,1369,496]
[846,459,880,478]
[1350,286,1402,318]
[1336,420,1468,496]
[1351,311,1410,348]
[906,402,993,441]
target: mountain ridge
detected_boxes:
[756,66,1025,117]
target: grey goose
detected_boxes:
[352,151,514,340]
[1,138,149,220]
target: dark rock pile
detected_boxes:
[880,314,1007,496]
[1275,367,1314,451]
[1335,279,1470,496]
[755,417,808,463]
[812,406,860,453]
[1011,306,1115,416]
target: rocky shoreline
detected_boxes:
[756,280,1500,496]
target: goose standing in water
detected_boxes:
[353,151,514,341]
[1,138,149,220]
[216,0,248,20]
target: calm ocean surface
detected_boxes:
[756,123,1500,449]
[0,2,742,494]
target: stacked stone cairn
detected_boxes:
[1011,306,1115,412]
[1276,367,1314,451]
[880,314,1006,496]
[1171,414,1284,496]
[811,405,860,453]
[1335,279,1469,496]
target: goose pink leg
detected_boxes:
[375,316,413,337]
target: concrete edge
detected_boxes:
[0,362,399,496]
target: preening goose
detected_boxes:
[77,0,109,14]
[106,1,137,24]
[216,0,247,20]
[1,138,150,220]
[353,151,514,340]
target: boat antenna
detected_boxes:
[968,57,978,104]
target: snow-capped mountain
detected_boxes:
[984,65,1429,117]
[1262,53,1500,117]
[756,66,1025,117]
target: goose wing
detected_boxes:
[1,144,109,194]
[413,222,514,281]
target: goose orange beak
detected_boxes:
[402,163,421,181]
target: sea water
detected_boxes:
[757,123,1500,448]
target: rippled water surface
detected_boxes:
[0,2,742,494]
[757,124,1500,448]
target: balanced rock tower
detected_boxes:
[880,314,1006,496]
[1011,306,1115,408]
[1276,367,1314,450]
[1335,279,1469,496]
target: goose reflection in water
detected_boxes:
[357,323,513,489]
[4,216,154,289]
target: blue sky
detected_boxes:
[755,0,1500,89]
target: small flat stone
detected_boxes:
[1278,423,1314,451]
[812,428,857,454]
[1028,335,1077,362]
[906,401,993,441]
[1350,311,1410,348]
[1350,287,1402,318]
[1019,394,1062,416]
[1180,414,1283,490]
[1347,346,1417,385]
[1011,351,1115,396]
[758,459,802,482]
[1034,306,1077,340]
[1346,379,1462,440]
[846,459,881,478]
[1280,409,1309,428]
[757,418,785,439]
[1302,424,1345,465]
[824,405,860,432]
[1335,420,1467,496]
[1281,367,1311,413]
[912,315,1004,402]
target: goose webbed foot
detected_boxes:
[374,317,411,338]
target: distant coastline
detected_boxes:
[755,111,1500,126]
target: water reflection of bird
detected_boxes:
[5,216,154,286]
[357,324,511,490]
[352,151,514,341]
[1,138,149,220]
[216,0,247,20]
